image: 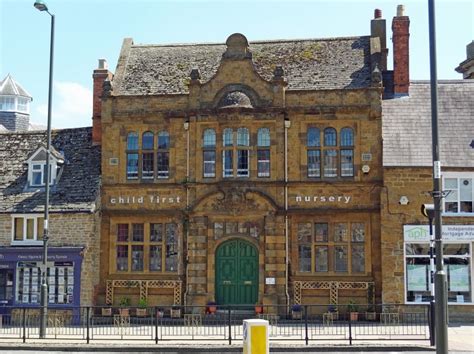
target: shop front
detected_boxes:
[404,225,473,305]
[0,247,83,312]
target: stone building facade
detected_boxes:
[0,128,101,315]
[93,8,410,312]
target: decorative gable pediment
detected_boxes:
[188,33,287,110]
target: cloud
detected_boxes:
[35,81,92,129]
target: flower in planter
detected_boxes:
[206,301,217,314]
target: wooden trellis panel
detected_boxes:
[105,280,182,305]
[293,281,374,305]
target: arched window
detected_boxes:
[307,127,321,177]
[237,128,249,146]
[158,131,170,149]
[257,128,270,177]
[307,127,320,147]
[203,129,216,178]
[157,131,170,178]
[126,132,139,179]
[340,127,354,177]
[142,132,154,179]
[324,128,337,146]
[203,129,216,147]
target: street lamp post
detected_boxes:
[427,0,448,353]
[33,0,54,339]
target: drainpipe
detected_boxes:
[183,119,190,307]
[284,116,291,308]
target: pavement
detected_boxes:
[0,323,471,353]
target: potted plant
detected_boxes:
[365,305,377,321]
[119,296,131,317]
[348,300,359,321]
[291,304,303,320]
[206,301,217,314]
[255,303,264,314]
[136,298,147,317]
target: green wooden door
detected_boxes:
[215,239,258,305]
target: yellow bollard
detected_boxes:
[243,319,269,354]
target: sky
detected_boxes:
[1,0,473,129]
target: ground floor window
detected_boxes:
[297,221,367,274]
[15,261,75,304]
[405,243,472,303]
[114,222,179,273]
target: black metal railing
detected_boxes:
[0,303,431,345]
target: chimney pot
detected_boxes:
[98,59,108,70]
[374,9,382,19]
[397,4,405,17]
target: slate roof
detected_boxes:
[0,74,32,98]
[0,127,101,213]
[382,80,474,167]
[113,36,372,96]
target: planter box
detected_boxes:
[170,309,181,318]
[119,308,130,317]
[291,311,302,320]
[136,308,147,317]
[365,312,377,321]
[101,308,112,316]
[350,312,359,321]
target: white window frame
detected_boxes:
[442,172,474,216]
[11,215,44,245]
[26,147,60,187]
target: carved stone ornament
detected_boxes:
[102,78,113,97]
[223,33,252,60]
[211,188,258,215]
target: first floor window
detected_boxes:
[142,152,154,179]
[117,245,128,271]
[203,150,216,177]
[237,150,249,177]
[223,150,233,177]
[157,152,169,178]
[444,176,473,214]
[323,150,337,177]
[341,149,354,177]
[131,245,144,271]
[307,150,321,177]
[12,216,44,243]
[257,149,270,177]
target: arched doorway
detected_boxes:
[215,239,258,305]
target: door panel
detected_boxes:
[216,239,258,305]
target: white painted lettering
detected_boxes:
[110,198,116,204]
[296,196,302,202]
[344,196,351,203]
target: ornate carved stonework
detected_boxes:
[211,188,258,215]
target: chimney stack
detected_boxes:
[392,4,410,95]
[92,59,113,145]
[455,41,474,79]
[371,8,388,71]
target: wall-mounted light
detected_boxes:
[184,121,189,130]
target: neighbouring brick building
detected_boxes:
[0,127,101,316]
[92,8,406,312]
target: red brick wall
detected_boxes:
[392,15,410,95]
